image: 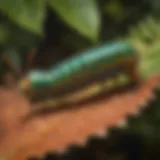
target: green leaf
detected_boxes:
[49,0,101,42]
[140,43,160,78]
[0,0,46,35]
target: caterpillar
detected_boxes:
[19,15,160,111]
[20,41,139,108]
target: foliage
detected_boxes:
[49,0,100,42]
[124,90,160,157]
[0,0,101,42]
[0,0,46,35]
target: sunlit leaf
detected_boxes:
[49,0,101,42]
[140,44,160,78]
[0,0,46,35]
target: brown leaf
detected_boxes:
[0,75,159,160]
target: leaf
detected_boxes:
[140,44,160,78]
[49,0,101,42]
[0,0,46,35]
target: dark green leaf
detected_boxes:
[0,0,46,35]
[49,0,101,42]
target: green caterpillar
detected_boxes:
[20,41,139,104]
[20,15,160,110]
